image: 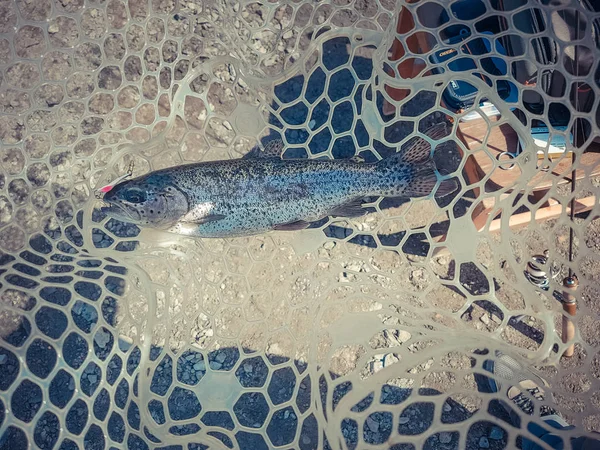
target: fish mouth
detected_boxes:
[100,202,141,222]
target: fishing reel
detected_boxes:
[524,250,560,290]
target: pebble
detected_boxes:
[443,402,452,412]
[480,314,490,325]
[437,256,450,265]
[216,352,227,363]
[346,263,362,272]
[479,436,490,448]
[284,410,290,419]
[94,329,111,349]
[398,330,412,343]
[72,302,82,315]
[489,427,503,440]
[366,416,379,433]
[243,363,253,373]
[0,354,6,365]
[88,374,98,384]
[193,361,205,371]
[439,432,452,444]
[383,353,399,366]
[398,416,410,425]
[210,361,222,370]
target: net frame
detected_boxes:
[0,0,599,449]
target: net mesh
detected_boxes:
[0,0,599,448]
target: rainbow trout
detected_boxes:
[101,124,457,238]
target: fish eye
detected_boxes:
[124,188,147,204]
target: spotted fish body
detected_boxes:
[101,124,457,238]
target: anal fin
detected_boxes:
[328,198,366,218]
[273,219,311,231]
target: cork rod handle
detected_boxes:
[562,276,578,358]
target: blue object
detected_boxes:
[429,1,517,113]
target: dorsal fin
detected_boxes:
[243,139,285,159]
[349,154,365,163]
[262,139,285,157]
[400,123,449,164]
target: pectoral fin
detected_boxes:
[181,214,226,225]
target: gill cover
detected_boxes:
[103,176,189,228]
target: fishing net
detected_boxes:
[0,0,599,448]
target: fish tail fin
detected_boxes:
[402,162,459,198]
[375,123,459,198]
